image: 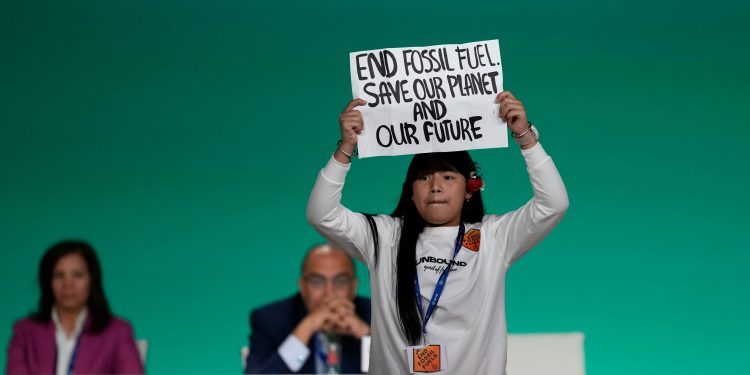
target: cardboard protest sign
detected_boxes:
[350,39,507,158]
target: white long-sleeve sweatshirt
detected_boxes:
[307,143,568,374]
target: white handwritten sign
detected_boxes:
[350,39,507,158]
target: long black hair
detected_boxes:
[31,240,113,333]
[378,151,485,344]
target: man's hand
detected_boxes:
[331,311,370,339]
[292,297,368,344]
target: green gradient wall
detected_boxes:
[2,0,748,373]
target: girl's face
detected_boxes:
[51,253,91,313]
[412,170,471,226]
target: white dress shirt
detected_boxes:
[51,306,88,375]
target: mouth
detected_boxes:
[428,200,448,205]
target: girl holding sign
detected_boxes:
[307,91,568,374]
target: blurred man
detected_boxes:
[245,244,371,374]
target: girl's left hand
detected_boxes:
[496,91,529,134]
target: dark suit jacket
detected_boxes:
[6,316,144,374]
[245,293,371,374]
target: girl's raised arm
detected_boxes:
[307,99,394,267]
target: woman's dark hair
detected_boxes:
[31,240,113,333]
[365,151,486,344]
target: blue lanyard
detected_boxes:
[414,223,465,334]
[313,334,327,365]
[65,335,82,375]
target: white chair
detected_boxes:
[135,339,148,366]
[506,332,586,375]
[361,335,371,373]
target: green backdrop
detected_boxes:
[2,0,748,373]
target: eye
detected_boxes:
[417,174,431,181]
[304,275,327,288]
[442,172,463,181]
[333,275,353,288]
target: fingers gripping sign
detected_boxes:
[496,90,537,149]
[335,98,367,164]
[495,90,527,133]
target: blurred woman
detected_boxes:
[6,240,145,374]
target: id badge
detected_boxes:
[405,342,448,373]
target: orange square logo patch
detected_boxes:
[462,229,481,252]
[412,345,441,372]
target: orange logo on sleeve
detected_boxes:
[413,345,441,372]
[462,229,481,252]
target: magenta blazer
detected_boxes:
[6,316,145,374]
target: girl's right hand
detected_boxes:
[336,99,366,163]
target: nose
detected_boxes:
[323,280,336,296]
[61,274,74,288]
[429,177,442,193]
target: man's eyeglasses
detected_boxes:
[302,274,354,289]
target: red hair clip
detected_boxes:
[467,170,485,193]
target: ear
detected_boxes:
[351,278,359,295]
